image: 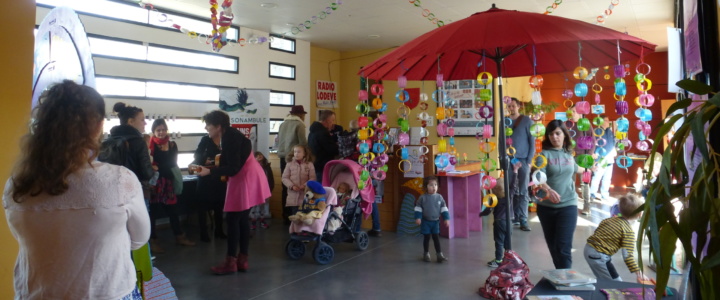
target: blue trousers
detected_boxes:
[493,219,511,261]
[537,205,578,269]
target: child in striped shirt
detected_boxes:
[584,194,651,282]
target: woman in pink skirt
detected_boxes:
[196,110,271,274]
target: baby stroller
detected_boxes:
[285,160,375,265]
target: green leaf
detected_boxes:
[676,79,713,95]
[690,115,709,161]
[709,93,720,107]
[666,98,693,116]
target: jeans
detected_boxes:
[584,244,622,281]
[590,163,614,199]
[493,219,511,261]
[511,160,530,225]
[371,202,380,231]
[226,209,251,256]
[537,205,578,269]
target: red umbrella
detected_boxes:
[360,5,656,80]
[358,5,656,250]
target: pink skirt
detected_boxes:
[224,155,272,212]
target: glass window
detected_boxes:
[269,62,296,80]
[89,37,147,60]
[167,119,207,134]
[37,0,148,23]
[177,153,195,169]
[269,35,296,53]
[147,45,237,71]
[148,11,239,40]
[96,77,146,97]
[269,119,283,133]
[146,82,219,101]
[269,91,294,106]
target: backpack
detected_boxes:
[98,135,135,167]
[478,250,535,300]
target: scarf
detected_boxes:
[149,135,170,158]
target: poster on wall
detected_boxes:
[440,80,494,137]
[316,80,338,108]
[402,146,426,178]
[219,88,271,159]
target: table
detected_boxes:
[437,171,482,238]
[527,278,679,299]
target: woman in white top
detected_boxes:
[3,80,150,300]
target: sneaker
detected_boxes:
[487,259,502,268]
[251,223,257,230]
[260,221,269,229]
[368,230,382,237]
[437,252,448,263]
[423,252,431,262]
[520,226,531,231]
[512,219,520,226]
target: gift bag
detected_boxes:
[170,166,183,195]
[478,250,535,300]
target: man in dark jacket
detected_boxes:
[308,110,339,181]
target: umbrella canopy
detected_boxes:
[359,6,656,80]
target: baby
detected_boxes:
[288,181,327,226]
[327,182,352,232]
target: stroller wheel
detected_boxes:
[285,239,305,260]
[355,231,369,251]
[313,242,334,265]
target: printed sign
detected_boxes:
[220,88,270,158]
[316,80,338,108]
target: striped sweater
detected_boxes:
[587,216,640,273]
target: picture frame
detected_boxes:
[436,80,495,137]
[592,105,605,114]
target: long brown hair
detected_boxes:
[12,80,105,202]
[286,144,314,163]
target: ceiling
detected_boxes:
[145,0,675,52]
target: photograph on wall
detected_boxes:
[402,146,426,178]
[591,105,605,114]
[437,80,494,137]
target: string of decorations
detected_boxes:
[633,45,654,153]
[434,74,451,173]
[416,82,432,169]
[280,0,343,37]
[595,0,620,25]
[542,0,564,15]
[408,0,448,27]
[473,54,498,208]
[612,40,632,171]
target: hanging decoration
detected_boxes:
[208,0,234,52]
[408,0,448,27]
[526,46,547,187]
[595,0,620,25]
[633,45,654,153]
[416,82,432,169]
[396,75,413,174]
[281,1,343,36]
[542,0,564,15]
[434,73,451,173]
[356,78,374,189]
[571,42,595,184]
[612,40,633,171]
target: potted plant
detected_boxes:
[639,79,720,299]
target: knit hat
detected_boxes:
[306,181,326,195]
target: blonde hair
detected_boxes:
[491,177,506,198]
[286,144,314,163]
[336,182,351,193]
[618,194,644,218]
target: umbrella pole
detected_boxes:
[492,53,513,251]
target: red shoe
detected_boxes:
[211,256,237,275]
[237,253,248,272]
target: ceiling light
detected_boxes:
[368,34,381,39]
[260,3,278,8]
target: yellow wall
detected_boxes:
[0,1,35,297]
[309,46,342,122]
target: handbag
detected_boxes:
[170,166,184,195]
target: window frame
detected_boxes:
[268,118,284,134]
[95,75,235,103]
[268,62,296,80]
[269,90,295,107]
[268,34,296,54]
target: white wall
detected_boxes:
[36,6,311,155]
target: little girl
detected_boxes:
[414,175,450,263]
[327,182,352,232]
[281,145,316,223]
[250,152,274,229]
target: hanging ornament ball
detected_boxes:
[530,123,546,137]
[562,89,574,99]
[505,127,514,137]
[573,66,589,80]
[634,73,645,83]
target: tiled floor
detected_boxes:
[150,195,685,299]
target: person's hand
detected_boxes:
[292,185,301,191]
[546,188,561,203]
[152,165,159,171]
[512,161,522,172]
[415,219,421,225]
[636,272,651,283]
[198,166,211,177]
[444,220,450,227]
[205,158,213,165]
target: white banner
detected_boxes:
[219,88,271,159]
[316,80,338,108]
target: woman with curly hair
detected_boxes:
[3,80,150,299]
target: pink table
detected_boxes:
[437,172,482,238]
